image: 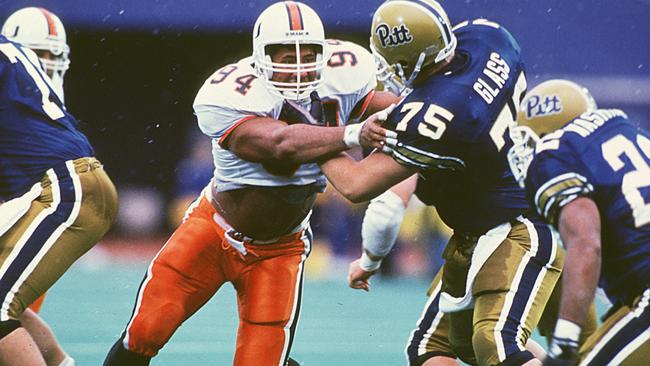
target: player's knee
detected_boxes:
[0,319,21,340]
[471,324,535,366]
[127,303,185,355]
[471,322,500,366]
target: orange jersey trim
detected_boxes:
[218,115,257,148]
[350,89,376,120]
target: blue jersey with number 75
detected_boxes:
[385,19,528,233]
[0,35,93,201]
[525,109,650,305]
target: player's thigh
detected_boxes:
[236,238,310,324]
[0,162,117,319]
[578,289,650,366]
[143,203,230,313]
[471,218,562,364]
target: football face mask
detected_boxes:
[252,1,328,101]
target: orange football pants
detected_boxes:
[122,194,311,366]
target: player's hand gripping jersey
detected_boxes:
[384,20,528,233]
[193,39,376,191]
[526,109,650,305]
[0,36,93,201]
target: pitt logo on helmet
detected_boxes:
[524,94,563,119]
[374,23,414,48]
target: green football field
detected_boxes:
[42,261,595,365]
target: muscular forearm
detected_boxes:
[271,124,348,164]
[558,244,600,326]
[320,152,415,203]
[557,197,602,327]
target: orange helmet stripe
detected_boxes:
[284,1,304,31]
[38,8,58,36]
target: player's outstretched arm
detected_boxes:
[545,197,601,366]
[319,151,416,203]
[349,175,416,291]
[223,114,392,166]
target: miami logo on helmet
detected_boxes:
[524,93,563,119]
[374,23,413,48]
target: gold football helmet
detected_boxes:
[508,79,597,186]
[369,0,456,94]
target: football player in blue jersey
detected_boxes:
[508,79,650,366]
[0,8,80,366]
[0,8,118,366]
[318,1,563,365]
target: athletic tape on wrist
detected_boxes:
[343,122,363,148]
[553,318,582,342]
[359,251,382,271]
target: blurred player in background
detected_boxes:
[318,1,564,365]
[103,2,399,365]
[508,79,650,366]
[0,7,118,366]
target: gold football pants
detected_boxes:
[0,157,118,321]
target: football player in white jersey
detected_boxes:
[1,7,76,366]
[104,2,399,365]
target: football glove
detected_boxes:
[544,334,579,366]
[279,91,325,126]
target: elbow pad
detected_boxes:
[361,189,406,259]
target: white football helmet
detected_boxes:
[1,7,70,98]
[370,0,456,95]
[252,1,328,101]
[507,79,598,187]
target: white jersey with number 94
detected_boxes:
[193,39,377,192]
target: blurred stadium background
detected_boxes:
[1,0,648,364]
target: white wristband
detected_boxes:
[553,318,582,342]
[343,122,364,148]
[359,251,383,272]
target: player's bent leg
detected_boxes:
[406,268,459,366]
[577,288,650,365]
[0,159,116,365]
[20,308,69,366]
[104,195,227,364]
[467,217,562,366]
[233,228,312,366]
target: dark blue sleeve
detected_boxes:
[526,146,594,227]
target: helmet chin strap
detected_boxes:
[403,52,426,90]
